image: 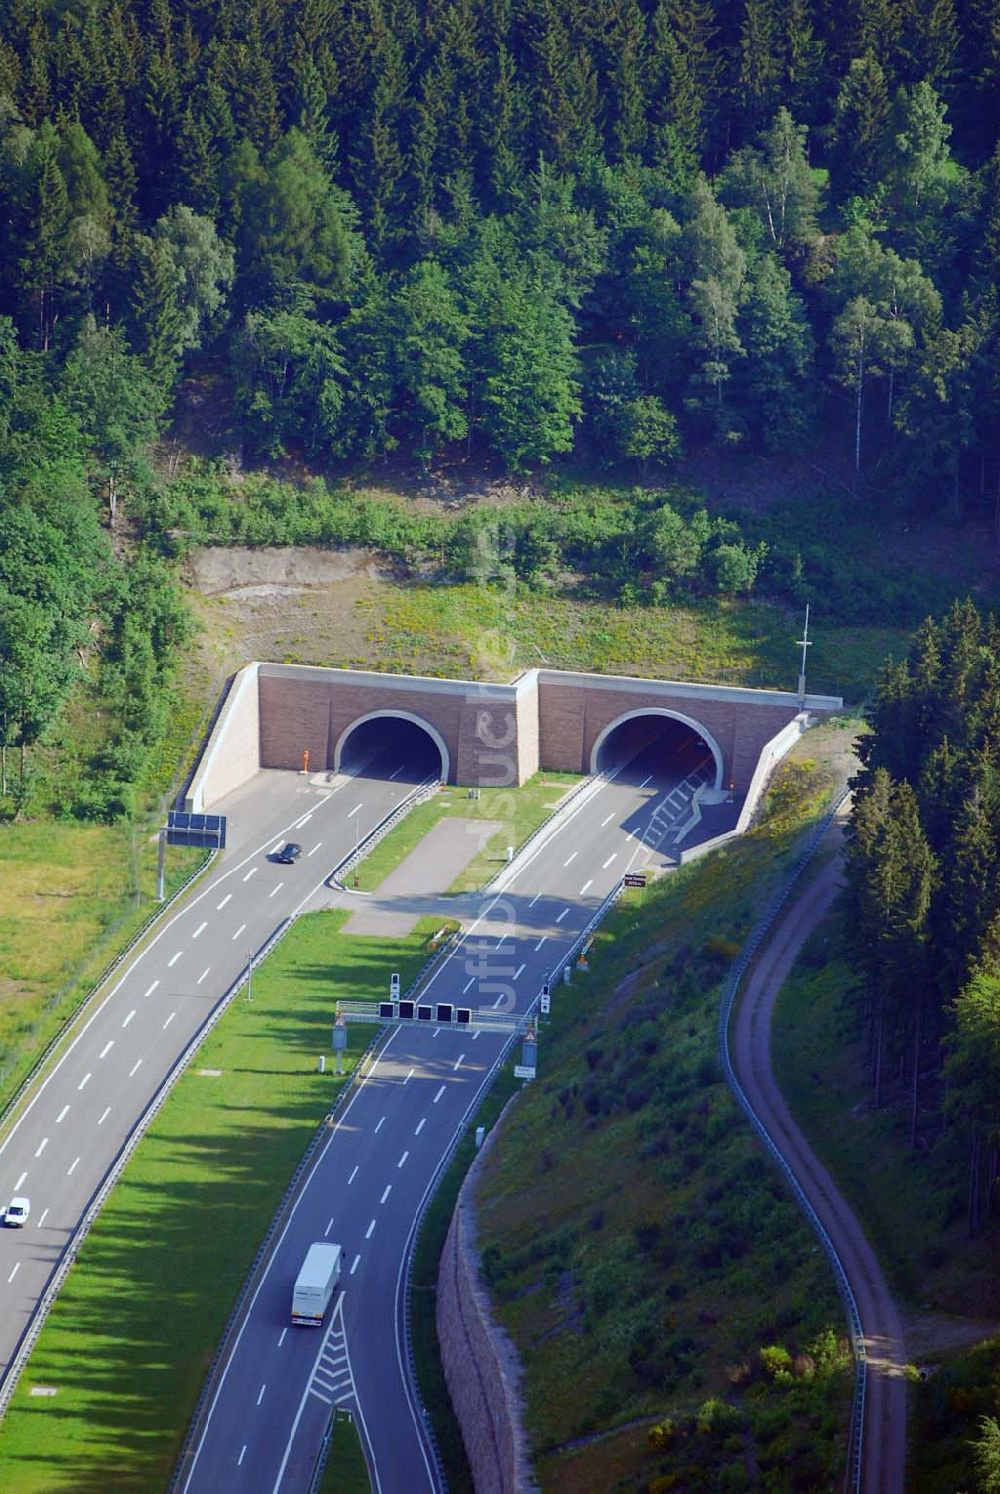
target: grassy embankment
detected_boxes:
[0,911,449,1493]
[351,771,581,894]
[0,826,204,1116]
[772,926,1000,1494]
[230,573,900,707]
[471,722,860,1494]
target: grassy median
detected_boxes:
[350,770,581,894]
[0,912,447,1493]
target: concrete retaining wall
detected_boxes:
[184,663,261,812]
[437,1112,537,1494]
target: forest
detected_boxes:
[1,0,999,816]
[846,600,1000,1236]
[0,0,997,483]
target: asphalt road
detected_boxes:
[0,739,433,1395]
[730,829,907,1494]
[178,735,713,1494]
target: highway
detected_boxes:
[178,732,712,1494]
[0,730,438,1397]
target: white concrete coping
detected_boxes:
[532,666,841,712]
[257,660,527,700]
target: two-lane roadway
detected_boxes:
[0,740,435,1395]
[179,735,712,1493]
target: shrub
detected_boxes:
[759,1344,794,1382]
[648,1416,680,1451]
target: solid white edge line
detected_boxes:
[0,781,351,1168]
[181,1031,400,1494]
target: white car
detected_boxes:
[3,1196,29,1228]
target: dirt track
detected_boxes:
[730,833,908,1494]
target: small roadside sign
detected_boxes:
[624,872,647,888]
[390,972,401,995]
[513,1064,536,1080]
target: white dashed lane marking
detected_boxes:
[380,1185,391,1204]
[99,1041,113,1059]
[463,976,475,994]
[193,921,207,938]
[243,867,258,882]
[602,853,617,868]
[534,936,547,951]
[122,1009,136,1028]
[556,908,569,923]
[453,1054,465,1071]
[168,952,182,967]
[415,1118,426,1135]
[601,813,614,827]
[35,1138,48,1158]
[198,968,210,985]
[365,1219,376,1240]
[398,1151,409,1168]
[67,1157,80,1176]
[579,879,593,896]
[129,1058,142,1078]
[238,1446,247,1466]
[269,882,284,898]
[217,894,232,910]
[307,842,323,857]
[433,1085,445,1103]
[232,924,246,941]
[351,1254,361,1275]
[56,1105,69,1124]
[374,1116,385,1134]
[99,1106,111,1125]
[256,1383,266,1406]
[163,1011,176,1031]
[15,1172,26,1191]
[563,851,578,866]
[8,1263,19,1284]
[348,1165,359,1185]
[78,1073,91,1091]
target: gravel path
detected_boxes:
[730,828,908,1494]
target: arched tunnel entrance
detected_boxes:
[335,711,449,783]
[591,710,722,789]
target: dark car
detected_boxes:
[274,842,302,864]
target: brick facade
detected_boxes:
[186,661,841,810]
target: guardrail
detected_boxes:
[397,871,631,1492]
[480,773,601,894]
[0,910,289,1422]
[329,777,441,890]
[717,789,866,1494]
[0,848,216,1147]
[168,974,387,1494]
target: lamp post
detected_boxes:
[796,603,812,706]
